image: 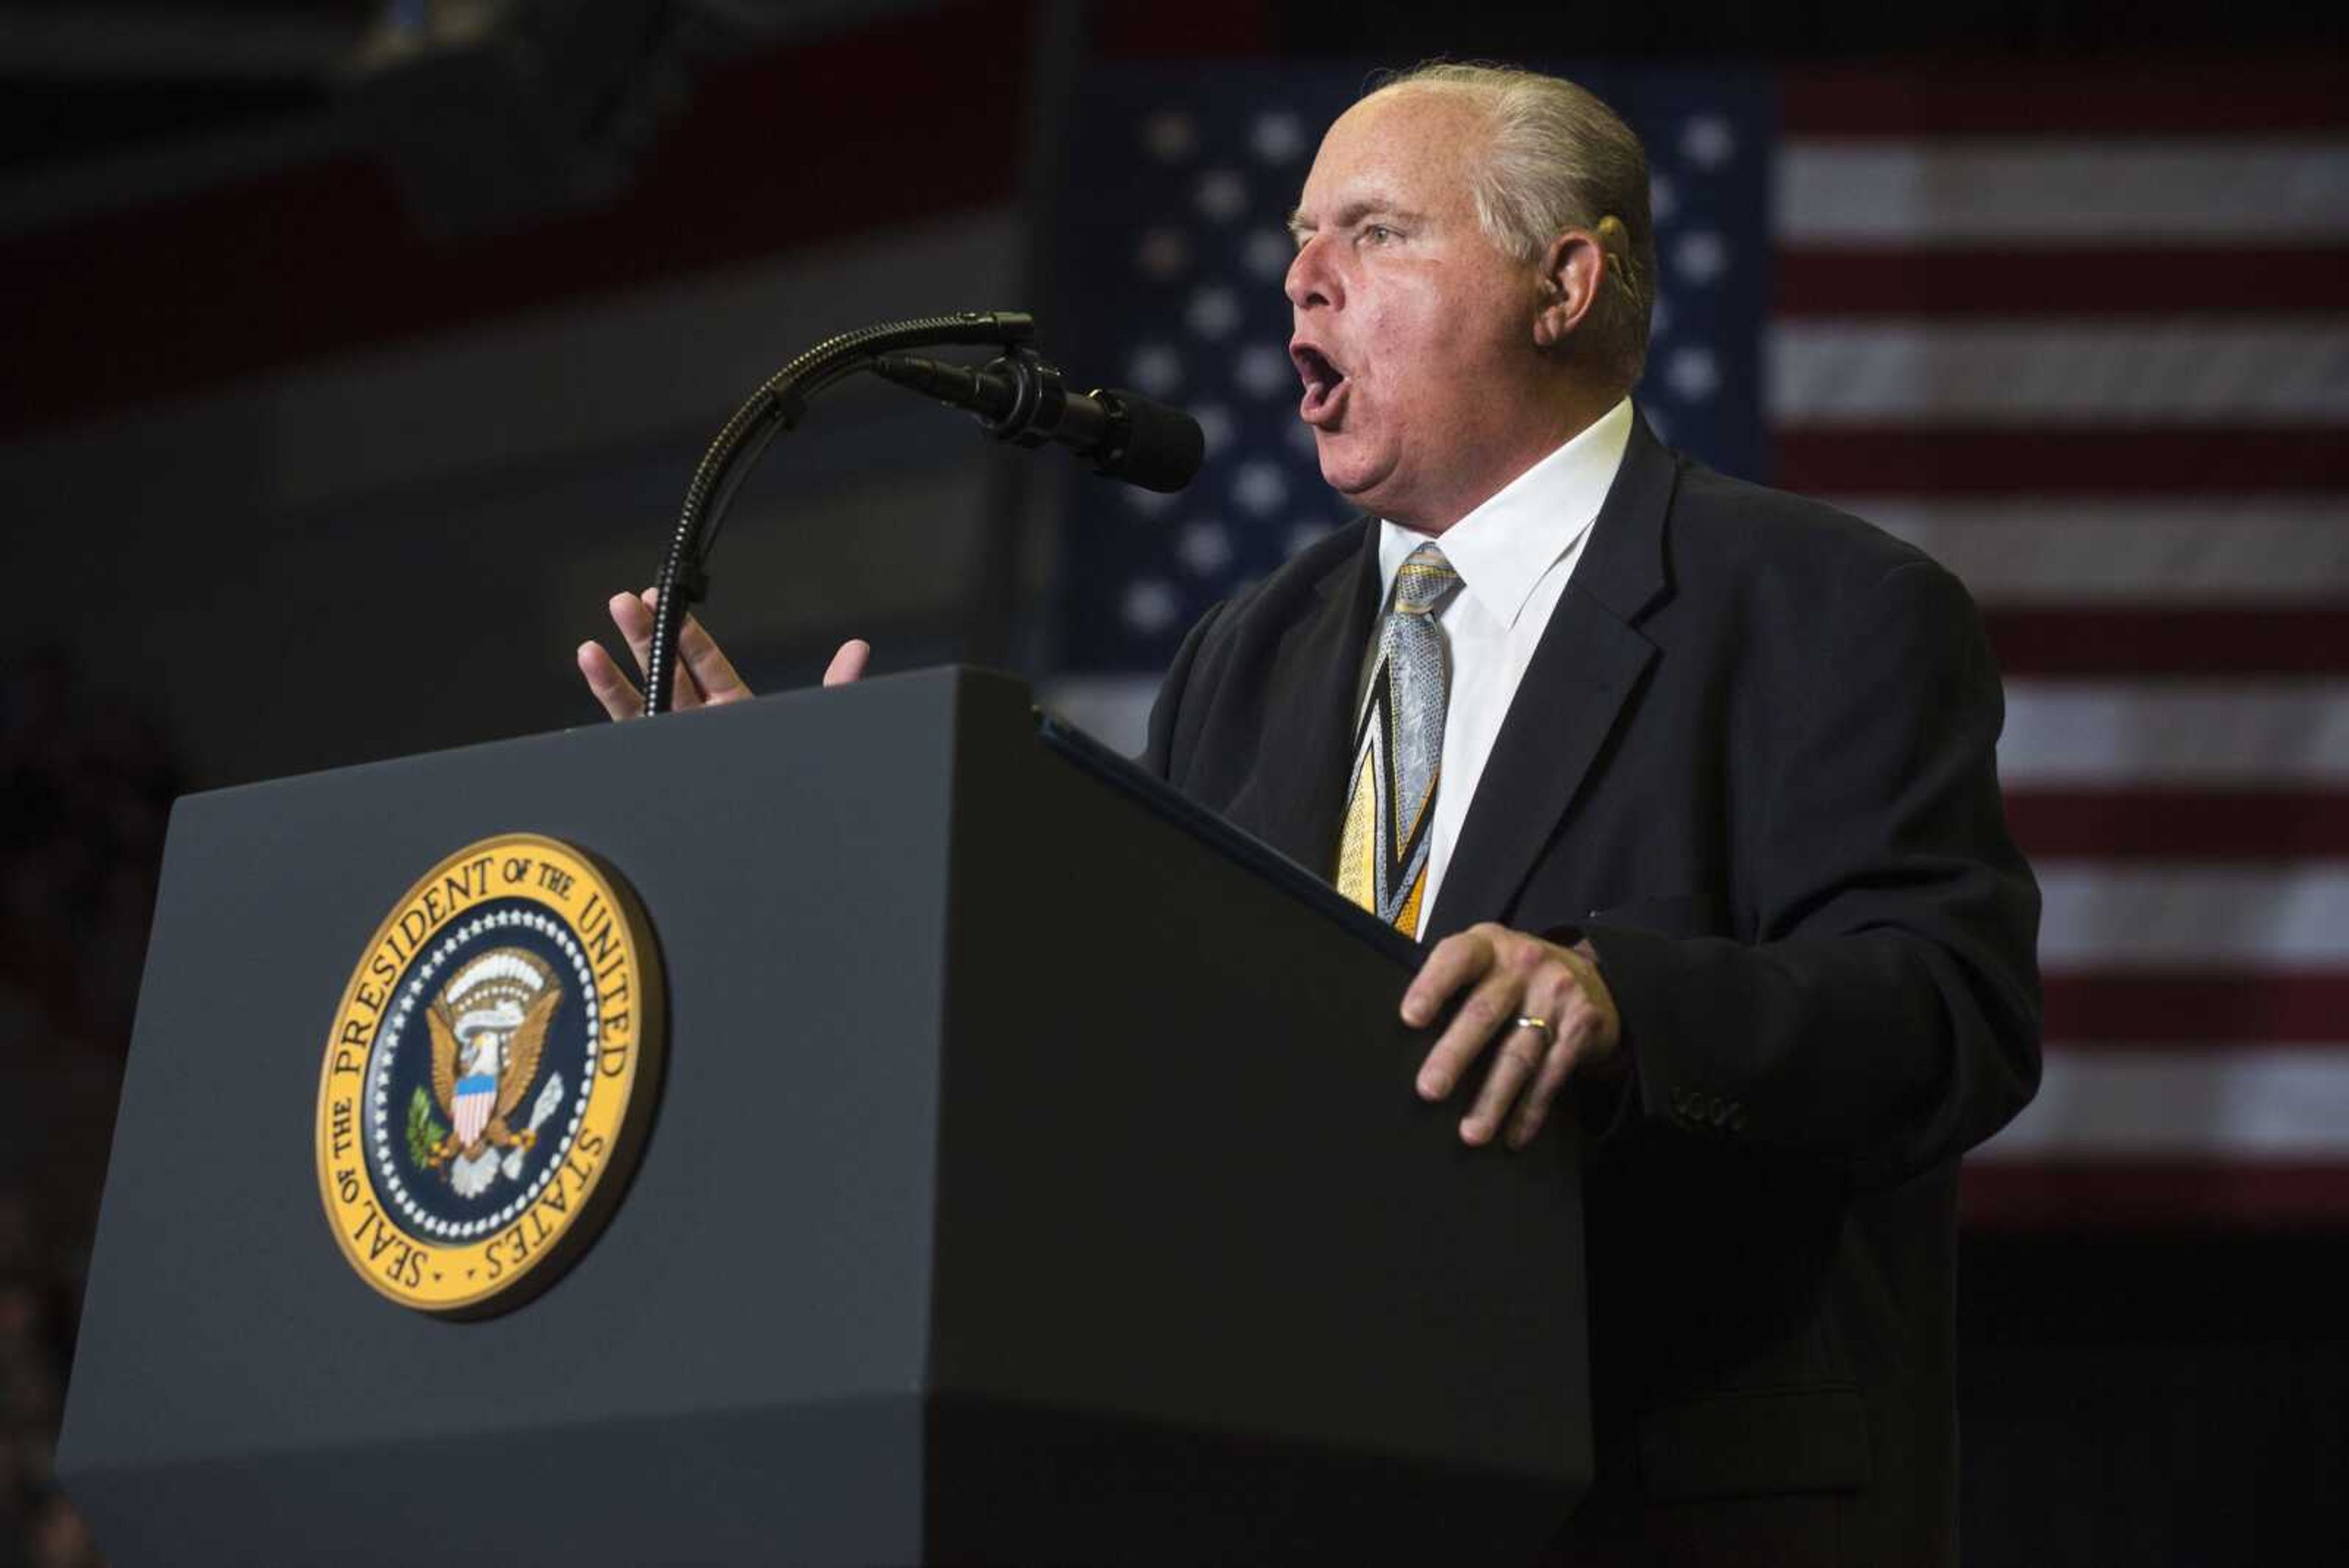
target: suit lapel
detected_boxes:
[1423,416,1680,943]
[1245,522,1382,873]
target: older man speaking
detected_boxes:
[581,62,2042,1567]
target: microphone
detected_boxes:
[870,350,1204,494]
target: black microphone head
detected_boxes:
[1094,390,1205,494]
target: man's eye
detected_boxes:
[1362,223,1396,243]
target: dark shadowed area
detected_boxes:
[4,1,2346,1563]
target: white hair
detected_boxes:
[1368,62,1658,389]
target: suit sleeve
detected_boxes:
[1581,559,2042,1189]
[1141,600,1227,781]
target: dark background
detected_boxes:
[4,2,2347,1563]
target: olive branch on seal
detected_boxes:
[406,1086,450,1172]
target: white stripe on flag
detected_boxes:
[2038,861,2349,965]
[1044,678,2349,792]
[1972,1046,2349,1159]
[1836,499,2349,603]
[1768,321,2349,425]
[2000,682,2349,786]
[1778,139,2349,244]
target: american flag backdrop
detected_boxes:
[1044,61,2349,1230]
[1056,64,1773,667]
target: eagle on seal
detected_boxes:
[421,947,561,1196]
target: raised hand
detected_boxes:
[575,587,869,719]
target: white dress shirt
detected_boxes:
[1357,396,1635,924]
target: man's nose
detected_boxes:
[1284,234,1338,310]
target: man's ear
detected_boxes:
[1532,226,1606,349]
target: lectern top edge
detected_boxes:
[1031,704,1421,976]
[166,664,921,815]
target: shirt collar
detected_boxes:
[1376,396,1635,630]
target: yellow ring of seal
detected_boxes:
[312,832,664,1317]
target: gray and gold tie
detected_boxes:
[1337,542,1461,937]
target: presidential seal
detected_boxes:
[314,834,664,1316]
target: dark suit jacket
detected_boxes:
[1140,415,2042,1565]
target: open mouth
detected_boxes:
[1292,343,1349,425]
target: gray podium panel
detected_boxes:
[58,668,1587,1565]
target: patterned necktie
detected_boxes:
[1337,542,1462,937]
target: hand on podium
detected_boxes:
[1402,925,1622,1151]
[576,587,869,719]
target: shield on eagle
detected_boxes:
[451,1063,498,1146]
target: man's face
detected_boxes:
[1285,89,1546,532]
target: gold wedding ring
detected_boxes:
[1513,1015,1554,1042]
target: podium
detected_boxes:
[58,667,1590,1565]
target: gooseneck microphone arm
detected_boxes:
[644,310,1039,716]
[642,311,1204,717]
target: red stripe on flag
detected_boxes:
[2006,789,2349,859]
[1785,62,2349,137]
[1778,248,2349,318]
[1983,607,2349,676]
[1775,429,2349,494]
[1962,1160,2349,1230]
[2043,973,2349,1045]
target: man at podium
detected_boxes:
[578,63,2039,1568]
